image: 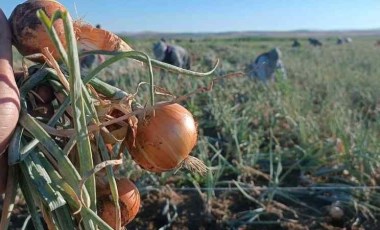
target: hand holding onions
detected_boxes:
[2,0,210,229]
[8,0,207,175]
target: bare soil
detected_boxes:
[2,186,380,230]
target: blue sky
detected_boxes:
[3,0,380,33]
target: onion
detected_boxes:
[9,0,133,63]
[126,103,207,174]
[9,0,68,62]
[98,178,140,228]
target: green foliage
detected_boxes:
[12,33,380,228]
[99,36,380,228]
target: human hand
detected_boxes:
[0,8,20,193]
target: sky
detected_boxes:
[2,0,380,33]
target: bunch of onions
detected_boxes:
[9,0,133,63]
[97,178,140,229]
[4,1,209,229]
[126,103,207,174]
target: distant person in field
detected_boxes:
[292,39,301,48]
[337,37,344,45]
[344,37,352,43]
[79,24,106,70]
[337,37,352,45]
[308,38,323,47]
[248,47,287,83]
[153,39,191,70]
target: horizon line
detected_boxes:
[119,27,380,35]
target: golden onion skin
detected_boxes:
[9,0,68,63]
[98,178,140,228]
[126,103,198,172]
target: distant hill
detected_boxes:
[120,29,380,40]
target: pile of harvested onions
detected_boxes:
[0,0,216,229]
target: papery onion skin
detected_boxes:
[98,178,140,228]
[126,103,198,172]
[9,0,68,63]
[73,20,133,52]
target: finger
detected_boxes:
[0,8,20,155]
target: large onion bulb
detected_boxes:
[126,103,207,174]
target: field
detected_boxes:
[7,35,380,229]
